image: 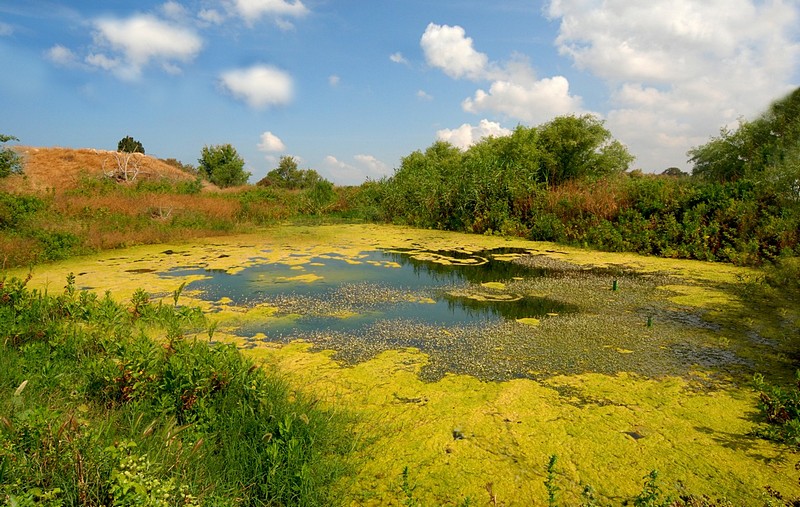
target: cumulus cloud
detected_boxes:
[462,76,583,125]
[547,0,800,170]
[88,14,202,79]
[321,154,390,185]
[420,23,584,124]
[257,131,286,152]
[229,0,309,26]
[416,90,433,101]
[220,64,293,109]
[420,23,489,80]
[436,119,512,150]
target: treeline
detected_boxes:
[0,90,798,268]
[358,89,800,265]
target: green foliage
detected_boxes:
[690,87,800,183]
[537,115,634,186]
[753,372,800,447]
[258,156,326,190]
[399,466,419,507]
[0,275,351,506]
[545,454,559,507]
[0,193,44,229]
[117,136,145,154]
[378,115,633,234]
[302,179,335,214]
[0,134,23,178]
[198,144,250,188]
[633,470,672,507]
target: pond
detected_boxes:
[162,247,571,331]
[151,242,766,383]
[13,224,800,504]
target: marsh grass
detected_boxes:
[0,274,352,506]
[0,171,361,267]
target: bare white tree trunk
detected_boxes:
[102,151,143,182]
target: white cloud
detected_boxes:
[354,154,389,176]
[420,23,585,125]
[0,22,13,36]
[46,44,78,67]
[160,1,187,20]
[416,90,433,101]
[436,119,512,150]
[230,0,309,25]
[220,64,293,109]
[198,8,225,25]
[258,131,286,152]
[328,74,340,86]
[390,52,408,65]
[463,76,584,125]
[547,0,800,170]
[321,154,390,185]
[86,53,120,71]
[420,23,489,80]
[89,14,202,78]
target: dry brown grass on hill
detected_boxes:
[1,146,196,193]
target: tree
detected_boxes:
[536,114,634,186]
[689,87,800,182]
[258,156,325,189]
[118,135,145,154]
[0,134,23,178]
[661,167,688,177]
[198,144,250,188]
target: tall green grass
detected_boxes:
[0,274,352,506]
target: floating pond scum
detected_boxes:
[11,224,800,504]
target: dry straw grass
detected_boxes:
[547,177,626,220]
[1,146,195,193]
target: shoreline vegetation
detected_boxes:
[1,89,799,504]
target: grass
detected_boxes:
[0,274,352,506]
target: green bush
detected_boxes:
[117,135,145,154]
[198,144,250,188]
[0,193,44,229]
[0,134,23,178]
[0,275,351,505]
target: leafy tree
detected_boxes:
[117,135,145,154]
[536,114,634,186]
[661,167,688,177]
[198,144,251,188]
[258,156,325,189]
[0,134,23,178]
[689,87,800,182]
[384,141,463,227]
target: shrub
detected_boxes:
[198,144,250,188]
[0,275,351,505]
[0,134,23,178]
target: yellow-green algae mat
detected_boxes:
[8,224,800,505]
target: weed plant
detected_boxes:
[754,372,800,447]
[0,274,351,506]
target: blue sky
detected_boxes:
[1,1,799,185]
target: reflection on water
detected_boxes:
[164,248,573,337]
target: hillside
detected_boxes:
[2,146,196,193]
